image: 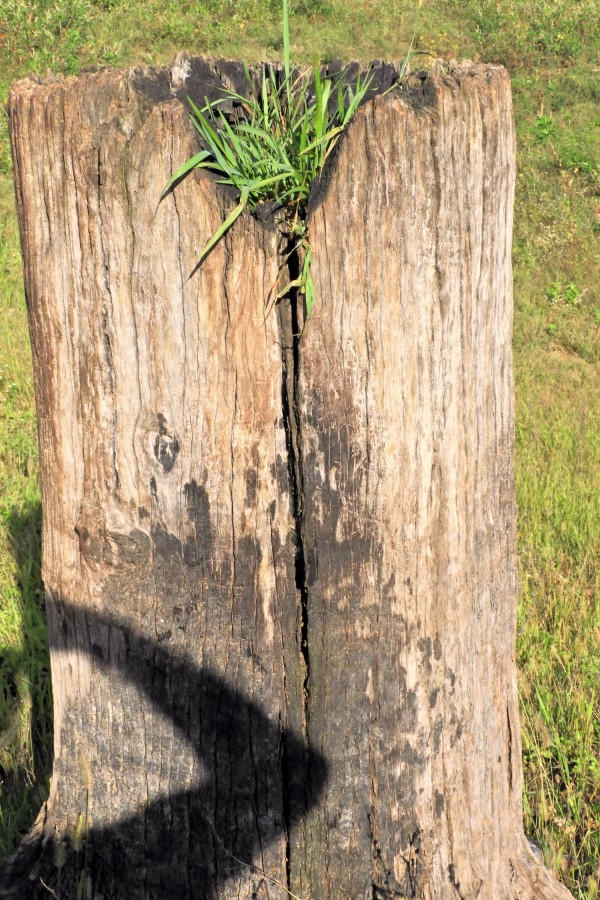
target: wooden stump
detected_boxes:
[3,57,572,899]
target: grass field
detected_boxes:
[0,0,599,895]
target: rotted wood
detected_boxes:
[3,56,572,900]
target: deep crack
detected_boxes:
[277,235,311,890]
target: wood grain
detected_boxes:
[3,58,572,899]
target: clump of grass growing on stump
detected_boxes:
[164,0,373,319]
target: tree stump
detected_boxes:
[3,57,572,899]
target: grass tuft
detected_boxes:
[164,0,374,319]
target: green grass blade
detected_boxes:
[299,124,344,157]
[304,272,315,319]
[216,110,254,165]
[337,81,345,121]
[289,79,311,130]
[282,0,291,100]
[188,101,236,174]
[341,71,374,125]
[162,150,213,195]
[261,67,270,121]
[198,185,250,261]
[249,173,291,191]
[277,275,303,298]
[313,61,323,142]
[320,79,332,124]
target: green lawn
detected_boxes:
[0,0,599,894]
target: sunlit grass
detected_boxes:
[515,390,600,895]
[0,179,50,858]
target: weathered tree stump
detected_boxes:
[3,57,572,898]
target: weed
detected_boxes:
[546,281,585,307]
[164,0,374,320]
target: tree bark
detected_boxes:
[3,57,571,899]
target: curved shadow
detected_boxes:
[1,505,326,898]
[47,598,327,900]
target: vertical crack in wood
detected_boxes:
[506,703,514,793]
[96,142,120,497]
[277,235,311,891]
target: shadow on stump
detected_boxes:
[1,506,327,900]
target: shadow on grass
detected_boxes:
[0,500,52,861]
